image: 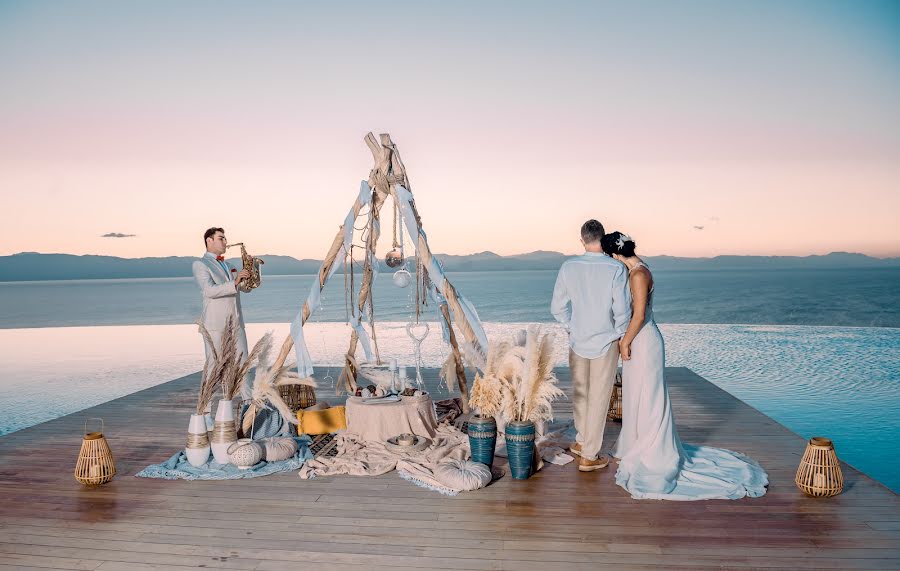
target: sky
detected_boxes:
[1,0,898,259]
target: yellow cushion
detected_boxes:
[297,406,347,435]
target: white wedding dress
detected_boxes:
[612,262,768,501]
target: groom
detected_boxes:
[193,227,253,401]
[551,219,631,472]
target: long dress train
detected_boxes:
[612,263,768,501]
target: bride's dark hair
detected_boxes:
[601,231,637,257]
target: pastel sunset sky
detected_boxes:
[1,0,898,259]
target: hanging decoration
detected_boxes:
[268,133,487,411]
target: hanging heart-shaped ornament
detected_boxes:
[392,268,412,288]
[406,321,430,343]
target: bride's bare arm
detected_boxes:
[619,269,651,360]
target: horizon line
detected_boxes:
[4,250,899,261]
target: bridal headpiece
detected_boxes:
[616,233,633,250]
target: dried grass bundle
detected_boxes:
[250,333,317,426]
[468,326,564,423]
[213,315,244,399]
[225,332,269,401]
[468,372,502,418]
[461,341,486,371]
[439,353,459,392]
[196,323,222,414]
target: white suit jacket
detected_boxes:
[192,252,245,332]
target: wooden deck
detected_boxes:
[1,367,898,571]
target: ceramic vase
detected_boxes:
[467,415,497,469]
[211,398,237,464]
[185,413,210,467]
[505,420,536,480]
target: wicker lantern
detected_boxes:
[74,418,116,486]
[279,384,317,412]
[795,437,844,497]
[607,373,623,421]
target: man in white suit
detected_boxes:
[193,227,253,401]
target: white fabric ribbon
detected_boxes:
[393,185,489,357]
[290,181,375,376]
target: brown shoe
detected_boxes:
[569,442,583,458]
[578,455,610,472]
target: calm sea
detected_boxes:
[2,267,899,328]
[0,268,898,492]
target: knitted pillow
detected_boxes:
[434,459,492,491]
[261,437,299,461]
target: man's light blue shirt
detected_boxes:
[551,251,632,359]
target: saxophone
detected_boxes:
[226,243,264,293]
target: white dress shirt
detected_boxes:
[551,251,632,359]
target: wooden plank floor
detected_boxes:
[1,367,898,571]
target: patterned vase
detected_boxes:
[467,415,497,469]
[211,399,237,464]
[185,413,210,467]
[505,420,535,480]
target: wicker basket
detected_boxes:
[795,437,844,497]
[607,374,623,421]
[279,384,317,412]
[74,418,116,486]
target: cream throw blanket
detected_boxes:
[298,424,471,492]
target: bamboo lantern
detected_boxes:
[795,437,844,497]
[279,384,316,412]
[607,374,623,421]
[74,418,116,486]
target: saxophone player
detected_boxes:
[192,227,253,401]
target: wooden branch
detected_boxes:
[440,303,470,413]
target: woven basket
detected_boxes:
[795,437,844,497]
[279,384,317,412]
[74,418,116,486]
[607,374,623,421]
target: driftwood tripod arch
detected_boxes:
[270,133,487,412]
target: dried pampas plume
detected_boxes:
[468,372,502,418]
[468,326,564,423]
[439,353,459,392]
[248,332,317,429]
[196,322,222,414]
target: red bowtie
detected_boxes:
[216,255,225,262]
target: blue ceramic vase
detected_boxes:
[505,420,536,479]
[467,415,497,468]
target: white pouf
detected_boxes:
[434,459,493,491]
[261,437,299,461]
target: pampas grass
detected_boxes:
[196,322,221,414]
[467,326,564,423]
[439,353,459,392]
[249,332,317,427]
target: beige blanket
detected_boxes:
[298,423,469,483]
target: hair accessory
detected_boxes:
[615,234,633,250]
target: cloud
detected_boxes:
[101,232,136,238]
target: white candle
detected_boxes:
[398,366,407,379]
[389,358,398,371]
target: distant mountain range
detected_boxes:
[1,251,897,282]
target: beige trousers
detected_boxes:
[570,345,619,460]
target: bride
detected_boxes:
[602,231,768,501]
